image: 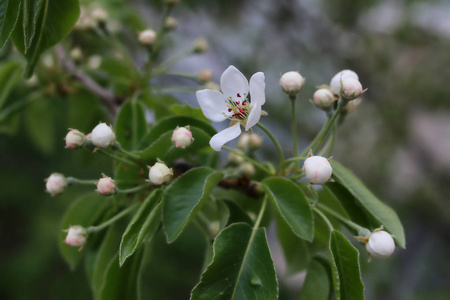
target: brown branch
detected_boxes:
[218,177,262,199]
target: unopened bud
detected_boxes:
[91,123,116,148]
[330,69,358,96]
[198,69,213,83]
[65,225,87,248]
[96,176,118,196]
[303,156,332,185]
[366,230,395,259]
[139,29,156,46]
[249,134,263,150]
[70,47,83,62]
[65,129,85,149]
[238,162,255,177]
[164,17,178,30]
[171,126,194,148]
[312,88,335,110]
[148,161,173,185]
[91,8,108,24]
[193,38,209,53]
[343,98,362,113]
[46,173,67,196]
[88,55,102,69]
[227,150,245,165]
[341,77,363,100]
[279,71,305,96]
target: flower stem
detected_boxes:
[99,149,138,166]
[152,50,194,76]
[222,146,273,174]
[317,203,369,234]
[86,203,139,233]
[285,156,307,163]
[312,207,334,232]
[118,184,151,194]
[290,96,298,159]
[66,177,97,185]
[256,122,285,174]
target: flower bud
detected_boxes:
[366,230,395,259]
[238,162,255,177]
[91,123,116,148]
[96,176,118,196]
[65,225,87,248]
[88,55,102,70]
[91,8,108,24]
[341,77,363,100]
[164,17,178,31]
[139,29,156,46]
[303,156,332,185]
[279,71,305,96]
[46,173,67,196]
[312,88,335,110]
[70,47,83,62]
[330,69,358,95]
[227,150,245,165]
[148,162,173,185]
[198,69,213,83]
[26,74,39,88]
[343,98,362,113]
[65,129,85,149]
[193,38,209,53]
[171,126,194,148]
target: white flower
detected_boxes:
[196,66,266,151]
[148,162,173,185]
[303,156,333,185]
[330,69,359,96]
[46,173,67,196]
[65,226,87,248]
[91,123,116,148]
[366,230,395,259]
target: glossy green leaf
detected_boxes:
[59,193,110,270]
[331,161,405,248]
[0,61,22,110]
[0,0,21,48]
[99,249,144,300]
[262,177,313,241]
[11,0,80,77]
[114,162,146,190]
[223,199,253,226]
[298,258,331,300]
[115,100,147,151]
[191,223,278,300]
[119,189,163,266]
[199,198,230,237]
[329,230,364,300]
[163,167,224,243]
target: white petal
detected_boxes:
[220,66,249,102]
[196,89,228,122]
[209,123,241,151]
[249,72,265,106]
[245,104,261,131]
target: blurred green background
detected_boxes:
[1,0,450,299]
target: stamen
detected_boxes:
[237,93,241,98]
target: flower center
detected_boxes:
[224,93,251,121]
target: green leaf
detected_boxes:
[330,161,405,248]
[24,97,56,154]
[0,60,22,110]
[298,258,331,300]
[163,167,224,243]
[11,0,80,77]
[262,177,313,241]
[329,230,364,300]
[191,223,278,300]
[119,189,163,266]
[140,93,178,120]
[164,127,213,162]
[115,99,147,151]
[0,0,21,48]
[99,249,144,300]
[171,104,210,123]
[223,199,253,226]
[59,193,110,270]
[114,162,146,190]
[199,198,230,237]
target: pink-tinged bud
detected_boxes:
[96,176,118,196]
[341,77,363,100]
[330,69,358,95]
[148,162,173,185]
[65,225,87,248]
[198,69,213,83]
[280,71,305,96]
[238,162,255,177]
[171,126,194,149]
[312,88,335,110]
[193,38,209,53]
[46,173,67,196]
[65,129,85,149]
[303,156,332,185]
[139,29,156,46]
[366,230,395,259]
[91,123,116,148]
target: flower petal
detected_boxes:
[209,123,241,151]
[249,72,265,106]
[196,89,228,122]
[220,66,249,102]
[245,104,261,131]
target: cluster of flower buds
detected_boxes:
[302,151,333,185]
[96,175,118,196]
[148,160,173,185]
[237,132,263,152]
[171,126,194,149]
[356,226,396,259]
[64,225,87,248]
[279,71,305,96]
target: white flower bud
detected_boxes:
[366,230,395,259]
[148,162,173,185]
[303,156,332,185]
[164,17,178,30]
[227,150,245,165]
[238,162,255,177]
[198,69,213,83]
[139,29,156,46]
[70,47,83,62]
[279,71,305,96]
[312,88,335,109]
[193,38,209,53]
[249,134,263,150]
[330,69,358,95]
[341,77,363,100]
[88,55,102,69]
[91,123,116,148]
[65,129,85,149]
[65,225,87,248]
[96,176,118,196]
[46,173,67,196]
[171,126,194,148]
[91,8,108,23]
